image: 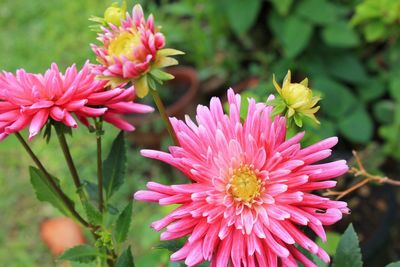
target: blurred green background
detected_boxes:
[1,0,400,266]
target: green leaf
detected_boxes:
[150,69,174,81]
[270,0,293,16]
[322,22,360,48]
[103,131,126,199]
[59,245,98,263]
[281,16,313,58]
[312,78,357,118]
[116,247,134,267]
[83,201,102,225]
[373,100,395,124]
[225,0,262,35]
[338,105,373,143]
[316,232,342,255]
[386,262,400,267]
[364,21,386,42]
[357,77,386,102]
[296,0,342,25]
[29,166,73,217]
[389,75,400,101]
[326,54,367,84]
[114,201,133,243]
[332,224,363,267]
[156,239,186,252]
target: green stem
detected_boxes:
[96,119,104,212]
[150,87,179,146]
[54,124,87,203]
[15,132,90,227]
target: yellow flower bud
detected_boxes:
[273,70,321,126]
[104,1,127,26]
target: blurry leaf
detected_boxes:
[107,204,120,215]
[83,180,99,203]
[156,239,186,252]
[316,232,341,255]
[281,16,313,58]
[332,224,363,267]
[339,105,373,143]
[364,21,386,42]
[270,0,293,16]
[103,131,126,199]
[373,100,395,124]
[303,119,336,147]
[30,166,73,217]
[59,245,98,263]
[389,75,400,100]
[357,77,386,102]
[322,22,360,48]
[83,201,102,225]
[296,0,342,25]
[114,201,133,243]
[386,262,400,267]
[312,78,357,118]
[116,246,134,267]
[327,54,367,84]
[225,0,261,35]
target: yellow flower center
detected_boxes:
[230,165,261,202]
[108,31,141,59]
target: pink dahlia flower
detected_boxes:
[134,89,349,267]
[0,62,153,141]
[91,4,165,81]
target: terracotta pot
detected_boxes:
[127,66,199,148]
[40,217,86,256]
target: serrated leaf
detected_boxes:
[116,246,134,267]
[59,245,99,263]
[103,131,126,199]
[316,231,342,255]
[332,224,363,267]
[83,201,102,225]
[29,166,73,217]
[225,0,261,35]
[114,201,133,243]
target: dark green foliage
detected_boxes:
[114,201,133,243]
[332,224,363,267]
[59,245,98,263]
[116,247,134,267]
[103,131,126,199]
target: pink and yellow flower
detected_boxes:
[0,62,153,141]
[134,89,349,266]
[91,4,183,98]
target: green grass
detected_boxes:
[0,1,175,265]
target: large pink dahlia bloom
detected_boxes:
[0,62,153,141]
[135,89,349,267]
[91,5,165,86]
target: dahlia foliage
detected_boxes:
[135,89,348,266]
[0,62,152,141]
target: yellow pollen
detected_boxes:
[108,31,140,59]
[230,165,261,202]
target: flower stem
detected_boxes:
[96,118,104,212]
[15,132,90,227]
[150,87,179,146]
[54,124,87,203]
